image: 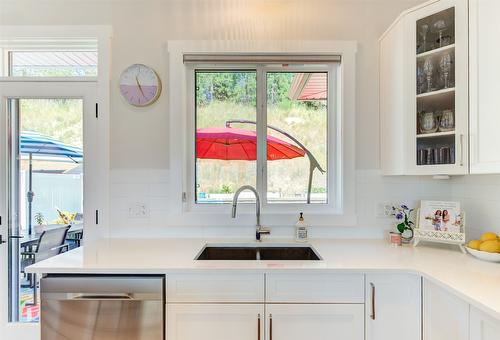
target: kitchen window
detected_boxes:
[0,39,98,78]
[8,50,98,77]
[185,55,341,211]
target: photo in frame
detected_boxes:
[414,200,466,252]
[418,200,462,233]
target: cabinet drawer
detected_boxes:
[266,273,364,303]
[167,273,265,303]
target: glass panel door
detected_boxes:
[415,7,457,167]
[0,81,96,338]
[8,98,84,323]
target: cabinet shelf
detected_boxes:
[417,87,455,99]
[417,131,455,139]
[417,44,455,59]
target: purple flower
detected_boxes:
[396,212,404,220]
[401,204,409,210]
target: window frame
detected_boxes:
[186,63,340,214]
[0,38,99,78]
[167,40,357,226]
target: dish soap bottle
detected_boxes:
[295,212,308,242]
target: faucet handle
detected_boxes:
[256,226,271,241]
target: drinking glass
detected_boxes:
[423,58,434,92]
[419,24,429,53]
[439,109,454,132]
[440,53,452,88]
[431,19,447,48]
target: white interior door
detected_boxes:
[266,304,364,340]
[0,80,97,339]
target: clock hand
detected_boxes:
[135,76,146,98]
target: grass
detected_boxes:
[196,101,328,200]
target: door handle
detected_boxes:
[370,282,376,320]
[269,314,273,340]
[257,314,261,340]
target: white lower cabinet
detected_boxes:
[167,304,264,340]
[365,274,422,340]
[265,304,364,340]
[423,279,469,340]
[470,306,500,340]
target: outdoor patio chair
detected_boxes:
[21,225,71,289]
[66,230,83,249]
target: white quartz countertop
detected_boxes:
[27,238,500,321]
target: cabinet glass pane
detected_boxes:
[415,7,456,166]
[416,7,455,54]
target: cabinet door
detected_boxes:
[407,0,469,175]
[365,274,421,340]
[470,306,500,340]
[265,304,364,340]
[469,0,500,173]
[380,14,411,175]
[423,279,469,340]
[167,304,264,340]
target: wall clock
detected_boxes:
[119,64,162,107]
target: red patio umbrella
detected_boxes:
[196,127,305,161]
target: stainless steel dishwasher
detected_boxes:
[41,275,165,340]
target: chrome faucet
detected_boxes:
[231,185,271,241]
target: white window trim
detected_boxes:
[0,25,112,243]
[167,40,357,227]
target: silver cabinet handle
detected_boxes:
[269,314,273,340]
[370,282,376,320]
[459,134,464,166]
[257,314,261,340]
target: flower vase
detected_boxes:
[401,226,414,244]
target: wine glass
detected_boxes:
[431,19,447,48]
[417,66,426,94]
[423,58,434,92]
[419,24,429,53]
[440,53,452,88]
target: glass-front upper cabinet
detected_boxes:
[410,0,468,175]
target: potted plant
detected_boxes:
[392,204,415,243]
[34,212,45,234]
[55,209,77,225]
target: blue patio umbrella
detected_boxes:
[20,132,83,235]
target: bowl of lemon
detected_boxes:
[466,232,500,263]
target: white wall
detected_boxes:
[1,0,453,239]
[451,175,500,240]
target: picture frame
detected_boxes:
[413,200,466,253]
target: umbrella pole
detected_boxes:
[27,153,34,235]
[307,163,314,204]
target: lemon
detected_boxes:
[480,232,498,242]
[479,240,500,253]
[468,240,482,250]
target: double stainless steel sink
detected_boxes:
[195,243,321,261]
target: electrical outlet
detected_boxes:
[128,202,150,218]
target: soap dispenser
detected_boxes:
[295,212,308,242]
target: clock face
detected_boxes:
[119,64,161,107]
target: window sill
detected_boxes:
[177,209,357,227]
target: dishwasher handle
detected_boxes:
[72,293,133,300]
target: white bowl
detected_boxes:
[465,247,500,263]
